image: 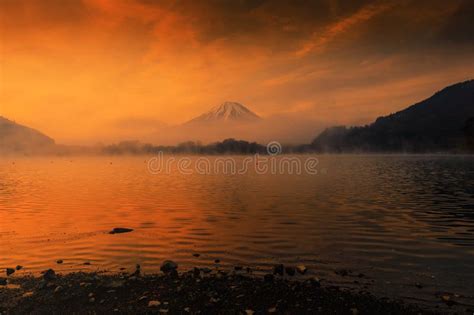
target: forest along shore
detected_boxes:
[0,263,439,315]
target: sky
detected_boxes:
[1,0,473,144]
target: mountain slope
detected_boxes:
[186,102,261,124]
[312,80,474,152]
[0,117,56,154]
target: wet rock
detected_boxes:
[160,260,178,274]
[43,269,56,282]
[56,260,63,264]
[148,300,161,307]
[6,268,15,276]
[0,278,7,285]
[285,266,296,276]
[273,264,284,276]
[15,265,23,271]
[296,265,307,275]
[109,228,134,234]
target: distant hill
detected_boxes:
[185,102,261,124]
[312,80,474,152]
[0,117,56,154]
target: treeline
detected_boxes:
[102,138,267,155]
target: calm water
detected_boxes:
[1,155,474,310]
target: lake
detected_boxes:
[1,155,473,310]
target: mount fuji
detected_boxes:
[186,102,261,124]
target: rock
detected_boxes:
[0,278,7,285]
[268,307,277,313]
[415,282,423,289]
[138,296,147,301]
[264,274,274,282]
[88,292,94,297]
[234,266,243,271]
[184,307,190,312]
[201,268,212,274]
[89,298,95,303]
[22,292,34,298]
[15,265,23,271]
[441,295,457,306]
[350,307,359,315]
[273,264,284,276]
[285,266,296,276]
[245,310,255,315]
[109,228,134,234]
[296,265,307,275]
[192,253,200,258]
[214,259,220,263]
[43,269,56,281]
[56,260,63,264]
[6,268,15,276]
[54,286,63,293]
[148,300,161,307]
[83,262,91,265]
[160,260,178,274]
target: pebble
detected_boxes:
[148,300,161,307]
[56,260,63,264]
[268,307,277,313]
[245,310,255,315]
[184,307,190,312]
[273,264,284,276]
[193,253,200,258]
[6,268,15,276]
[296,265,307,275]
[15,265,23,271]
[285,266,296,276]
[0,278,7,285]
[43,269,56,281]
[54,286,63,293]
[160,260,178,274]
[109,228,134,234]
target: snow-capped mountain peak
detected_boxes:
[187,102,261,124]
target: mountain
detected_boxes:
[186,102,261,124]
[312,80,474,152]
[0,116,56,154]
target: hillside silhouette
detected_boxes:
[312,80,474,152]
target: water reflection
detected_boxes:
[0,155,473,308]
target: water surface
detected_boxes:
[1,155,473,310]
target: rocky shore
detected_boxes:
[0,262,437,315]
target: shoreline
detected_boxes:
[0,267,439,314]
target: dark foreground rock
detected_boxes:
[109,228,134,234]
[0,270,438,315]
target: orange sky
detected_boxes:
[1,0,473,144]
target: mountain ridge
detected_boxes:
[311,79,474,152]
[0,116,56,154]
